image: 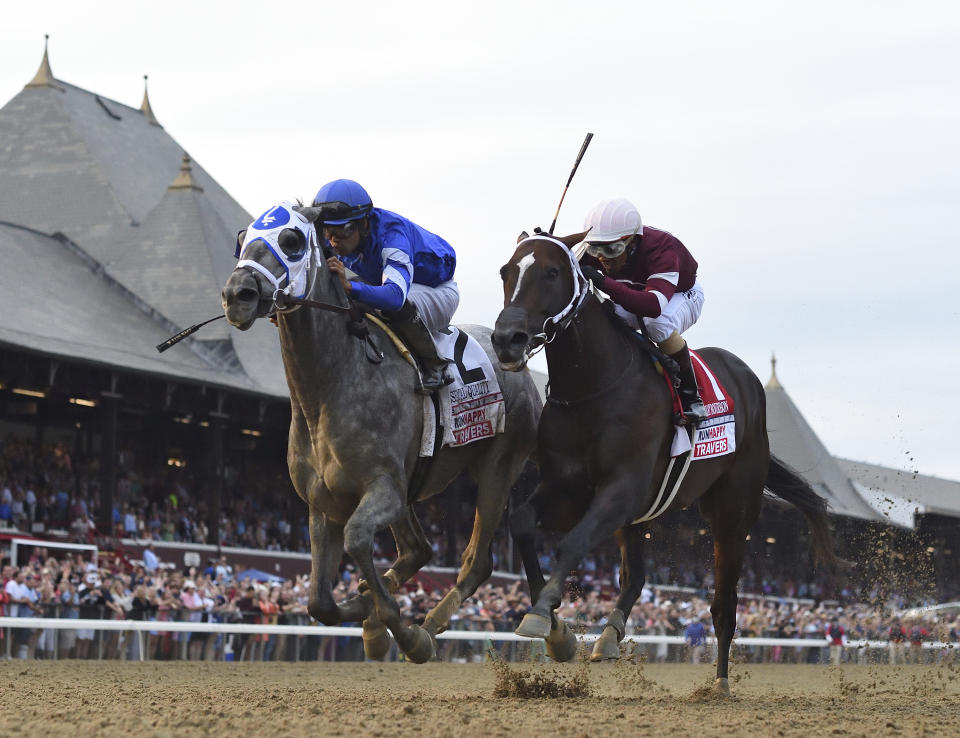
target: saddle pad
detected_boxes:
[420,327,506,456]
[662,349,736,459]
[689,350,736,460]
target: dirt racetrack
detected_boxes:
[2,660,959,737]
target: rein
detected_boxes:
[272,243,384,364]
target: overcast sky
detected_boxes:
[2,1,958,480]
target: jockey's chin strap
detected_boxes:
[515,235,594,364]
[274,241,384,364]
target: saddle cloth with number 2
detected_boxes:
[420,327,506,456]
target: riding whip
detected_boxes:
[547,132,594,235]
[156,314,225,353]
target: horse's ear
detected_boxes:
[557,229,591,249]
[517,230,529,244]
[295,205,323,223]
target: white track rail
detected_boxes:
[1,617,951,650]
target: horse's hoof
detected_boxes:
[401,625,435,664]
[546,619,579,662]
[589,629,621,662]
[362,620,391,661]
[515,612,552,639]
[714,677,730,695]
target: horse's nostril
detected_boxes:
[237,287,258,304]
[510,332,529,347]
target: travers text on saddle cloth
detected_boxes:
[664,350,736,459]
[685,351,736,459]
[420,328,506,456]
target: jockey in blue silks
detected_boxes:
[315,178,459,391]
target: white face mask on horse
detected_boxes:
[236,201,318,303]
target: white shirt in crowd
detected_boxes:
[4,578,23,617]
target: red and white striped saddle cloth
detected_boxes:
[665,350,736,460]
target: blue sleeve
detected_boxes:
[349,281,406,312]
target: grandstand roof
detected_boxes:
[0,43,286,398]
[837,458,960,524]
[764,356,886,523]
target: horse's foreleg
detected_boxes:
[353,508,433,660]
[422,455,517,638]
[591,524,646,662]
[306,509,359,624]
[511,494,547,604]
[517,483,630,641]
[344,477,434,663]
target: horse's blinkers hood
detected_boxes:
[236,201,318,303]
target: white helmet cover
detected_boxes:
[583,198,643,243]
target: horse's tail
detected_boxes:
[765,455,844,574]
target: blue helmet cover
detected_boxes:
[313,179,372,224]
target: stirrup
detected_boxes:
[415,366,453,395]
[681,398,708,426]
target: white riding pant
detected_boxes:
[614,281,705,342]
[409,280,460,332]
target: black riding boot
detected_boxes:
[669,344,707,424]
[387,302,453,393]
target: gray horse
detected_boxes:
[221,206,541,662]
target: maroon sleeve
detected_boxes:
[600,277,663,318]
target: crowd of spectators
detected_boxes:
[0,434,305,552]
[2,545,958,664]
[3,432,959,664]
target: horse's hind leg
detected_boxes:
[344,477,435,663]
[355,507,432,596]
[591,524,646,662]
[701,476,763,693]
[423,450,522,638]
[385,508,434,589]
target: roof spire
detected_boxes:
[25,34,64,91]
[168,153,204,192]
[140,74,161,127]
[766,353,782,389]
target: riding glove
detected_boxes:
[581,265,606,289]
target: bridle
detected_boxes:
[511,235,647,408]
[241,230,383,364]
[510,235,594,365]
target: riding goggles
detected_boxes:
[585,237,631,260]
[323,221,358,240]
[311,199,373,225]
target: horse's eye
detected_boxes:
[545,266,560,280]
[278,229,306,257]
[499,265,509,282]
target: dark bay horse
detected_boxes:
[492,231,838,692]
[222,204,541,663]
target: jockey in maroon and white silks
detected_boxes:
[579,198,707,423]
[581,225,699,326]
